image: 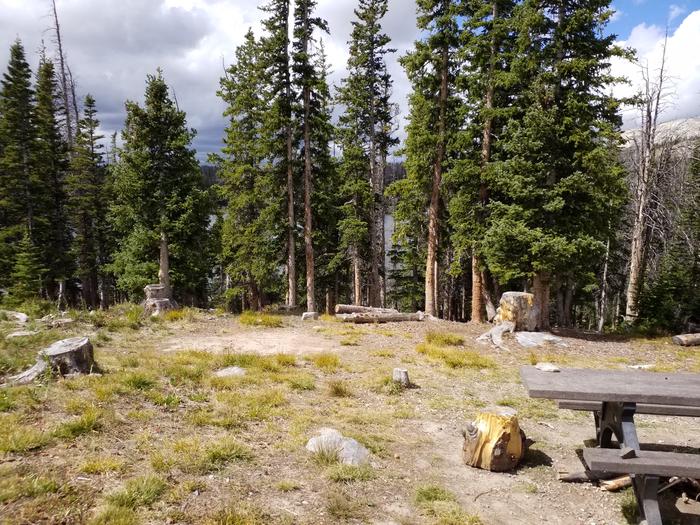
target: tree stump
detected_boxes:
[462,407,526,472]
[143,284,178,316]
[493,292,538,331]
[6,337,98,386]
[392,368,410,387]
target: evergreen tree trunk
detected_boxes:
[533,272,551,330]
[353,248,362,305]
[597,237,610,332]
[471,257,484,322]
[159,230,171,299]
[286,95,297,307]
[303,79,315,312]
[425,43,448,318]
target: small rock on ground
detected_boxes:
[301,311,319,321]
[305,427,370,466]
[214,366,246,378]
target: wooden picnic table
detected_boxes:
[520,366,700,525]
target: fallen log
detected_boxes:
[672,333,700,347]
[5,337,99,386]
[601,475,632,492]
[476,321,515,351]
[334,304,399,315]
[337,312,424,324]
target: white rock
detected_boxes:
[305,428,370,466]
[535,362,561,373]
[515,331,567,348]
[627,364,654,370]
[213,366,246,378]
[301,311,319,321]
[6,330,39,340]
[3,310,28,324]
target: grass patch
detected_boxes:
[326,489,364,520]
[53,407,102,439]
[90,505,138,525]
[0,414,50,452]
[309,352,340,372]
[204,504,268,525]
[326,463,375,483]
[415,485,456,506]
[0,467,60,503]
[286,372,316,391]
[276,480,301,492]
[239,311,283,328]
[496,396,558,419]
[417,343,495,369]
[274,353,296,367]
[426,331,464,346]
[106,474,168,509]
[340,334,361,346]
[80,456,125,475]
[328,380,352,397]
[188,389,287,429]
[121,372,157,391]
[376,374,406,395]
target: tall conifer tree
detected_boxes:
[110,71,211,303]
[260,0,298,307]
[67,94,108,308]
[336,0,397,307]
[482,0,627,329]
[217,30,282,309]
[34,55,72,301]
[0,40,37,288]
[292,0,328,312]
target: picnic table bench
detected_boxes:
[521,366,700,525]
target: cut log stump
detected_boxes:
[392,368,410,387]
[494,292,538,331]
[672,333,700,347]
[462,407,526,472]
[6,336,98,386]
[143,284,178,316]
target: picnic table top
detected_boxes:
[520,366,700,408]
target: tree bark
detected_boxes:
[532,272,551,331]
[338,312,423,324]
[301,13,315,313]
[335,304,398,314]
[471,256,485,322]
[672,333,700,346]
[286,103,296,308]
[424,42,449,318]
[158,230,171,299]
[597,237,610,332]
[625,36,667,322]
[352,248,362,306]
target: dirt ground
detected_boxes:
[1,310,699,525]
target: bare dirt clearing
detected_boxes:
[1,310,698,525]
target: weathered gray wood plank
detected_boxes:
[556,399,700,417]
[583,447,700,479]
[520,366,700,407]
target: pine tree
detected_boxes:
[336,0,397,307]
[34,55,72,301]
[446,0,517,322]
[67,94,107,308]
[0,40,37,288]
[216,30,282,310]
[260,0,297,307]
[8,229,45,304]
[110,71,212,303]
[292,0,328,312]
[390,0,464,317]
[482,0,627,329]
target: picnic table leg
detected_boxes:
[599,402,662,525]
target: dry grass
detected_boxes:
[425,331,464,346]
[416,343,495,369]
[238,311,284,328]
[308,352,340,372]
[106,474,168,509]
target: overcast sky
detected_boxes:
[1,0,699,160]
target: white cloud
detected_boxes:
[669,4,686,22]
[0,0,418,159]
[611,10,700,129]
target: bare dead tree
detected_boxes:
[624,34,671,322]
[50,0,76,149]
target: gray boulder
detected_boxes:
[305,428,370,466]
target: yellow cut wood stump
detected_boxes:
[462,407,526,472]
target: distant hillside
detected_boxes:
[622,116,700,148]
